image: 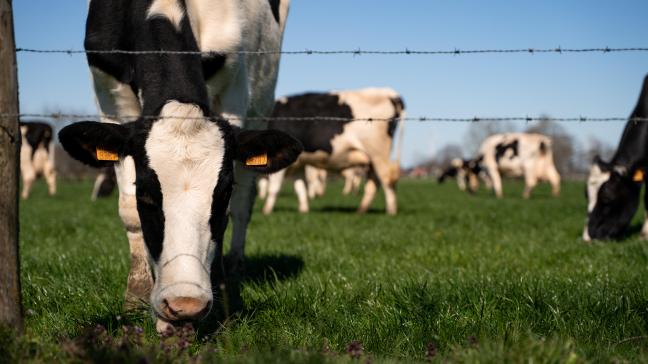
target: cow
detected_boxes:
[437,158,481,194]
[57,0,300,332]
[583,75,648,242]
[19,121,56,199]
[462,133,561,198]
[260,88,405,215]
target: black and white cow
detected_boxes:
[19,121,56,199]
[467,133,561,198]
[437,157,481,194]
[58,0,300,331]
[583,75,648,241]
[260,88,405,215]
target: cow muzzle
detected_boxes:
[160,296,212,321]
[152,255,213,322]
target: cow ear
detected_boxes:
[58,121,129,168]
[234,129,303,173]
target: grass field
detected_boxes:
[5,178,648,363]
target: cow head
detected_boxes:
[583,156,641,241]
[59,102,302,322]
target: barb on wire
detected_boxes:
[5,113,647,123]
[14,47,648,57]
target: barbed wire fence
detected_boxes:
[2,45,647,142]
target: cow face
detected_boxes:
[59,103,302,322]
[583,156,641,241]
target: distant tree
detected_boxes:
[463,121,517,155]
[573,137,615,174]
[435,143,464,167]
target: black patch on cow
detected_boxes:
[267,0,281,23]
[20,121,53,159]
[268,93,353,154]
[387,96,405,138]
[85,0,211,116]
[437,166,458,183]
[495,140,518,163]
[202,54,227,81]
[539,141,547,155]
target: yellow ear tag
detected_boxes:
[96,147,119,161]
[246,153,268,166]
[633,169,644,182]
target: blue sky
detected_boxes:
[13,1,648,167]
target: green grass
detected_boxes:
[8,178,648,362]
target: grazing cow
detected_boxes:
[261,88,405,215]
[437,158,481,194]
[91,167,117,201]
[19,121,56,199]
[58,0,300,331]
[467,133,561,198]
[583,75,648,241]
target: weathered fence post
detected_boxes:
[0,0,23,332]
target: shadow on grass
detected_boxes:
[242,253,305,284]
[198,253,305,337]
[313,206,382,214]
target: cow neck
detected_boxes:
[611,78,648,172]
[131,6,211,119]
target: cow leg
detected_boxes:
[262,169,286,215]
[91,172,108,201]
[522,165,538,199]
[294,178,309,213]
[257,177,269,200]
[371,160,398,215]
[342,169,354,195]
[357,170,380,214]
[115,159,154,310]
[21,169,35,200]
[229,164,258,262]
[547,165,561,197]
[487,166,503,198]
[44,160,57,196]
[642,181,648,240]
[305,166,318,199]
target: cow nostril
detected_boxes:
[164,297,210,320]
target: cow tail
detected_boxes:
[391,96,406,166]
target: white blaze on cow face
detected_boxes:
[586,164,611,213]
[145,101,226,320]
[583,163,611,241]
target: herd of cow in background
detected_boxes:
[19,74,648,243]
[12,0,648,333]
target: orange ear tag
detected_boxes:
[633,169,644,182]
[246,153,268,166]
[96,147,119,161]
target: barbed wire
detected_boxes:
[4,113,647,123]
[14,46,648,57]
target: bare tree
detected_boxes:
[435,143,464,167]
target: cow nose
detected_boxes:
[162,297,211,320]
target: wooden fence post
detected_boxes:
[0,0,23,332]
